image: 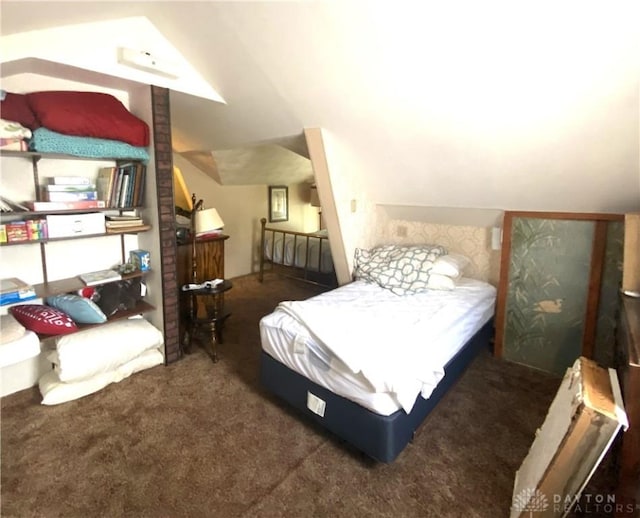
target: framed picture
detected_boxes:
[268,185,288,222]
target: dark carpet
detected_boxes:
[1,273,616,517]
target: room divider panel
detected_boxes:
[494,211,624,375]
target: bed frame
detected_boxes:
[258,217,337,288]
[260,318,494,463]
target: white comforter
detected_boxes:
[275,279,496,413]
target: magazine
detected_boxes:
[79,269,122,286]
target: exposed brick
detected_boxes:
[150,85,182,363]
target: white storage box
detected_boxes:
[46,213,106,238]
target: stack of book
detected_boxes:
[41,176,98,202]
[0,277,37,306]
[105,215,147,233]
[96,163,146,209]
[0,196,29,213]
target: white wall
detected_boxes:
[2,3,638,279]
[173,153,318,280]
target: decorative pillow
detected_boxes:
[0,313,26,345]
[54,317,164,382]
[9,304,77,336]
[45,294,107,324]
[431,253,470,278]
[0,91,40,129]
[353,244,448,295]
[27,91,149,147]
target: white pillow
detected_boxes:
[425,273,459,291]
[431,253,470,278]
[40,348,164,405]
[0,329,39,368]
[39,369,116,406]
[53,317,164,382]
[0,313,26,345]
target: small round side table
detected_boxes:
[181,279,232,362]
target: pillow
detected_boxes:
[45,294,107,324]
[9,304,78,336]
[353,244,448,295]
[0,91,39,129]
[0,330,40,368]
[39,368,116,406]
[431,253,470,278]
[0,313,26,345]
[54,317,164,382]
[425,273,459,291]
[40,348,164,405]
[27,91,149,147]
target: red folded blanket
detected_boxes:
[26,91,150,147]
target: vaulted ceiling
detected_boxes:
[1,1,639,211]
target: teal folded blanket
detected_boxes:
[29,127,149,162]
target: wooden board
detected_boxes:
[511,357,628,517]
[623,213,640,295]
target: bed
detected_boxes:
[259,218,337,288]
[259,244,497,462]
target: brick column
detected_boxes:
[151,86,181,363]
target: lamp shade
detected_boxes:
[309,186,321,207]
[195,208,224,236]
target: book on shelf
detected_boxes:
[133,163,146,206]
[0,277,37,306]
[79,269,122,286]
[0,196,29,213]
[47,176,92,186]
[96,163,146,209]
[106,214,141,222]
[119,172,130,208]
[25,200,107,211]
[105,224,150,234]
[96,167,117,207]
[45,190,98,202]
[105,219,144,228]
[44,183,97,192]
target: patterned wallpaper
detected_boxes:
[375,218,500,286]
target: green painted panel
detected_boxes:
[503,218,594,375]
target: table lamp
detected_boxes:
[195,207,224,238]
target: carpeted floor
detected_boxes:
[0,273,617,517]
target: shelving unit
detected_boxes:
[0,150,154,310]
[1,150,152,283]
[33,269,148,299]
[0,225,152,246]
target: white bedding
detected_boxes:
[0,329,40,368]
[260,278,496,415]
[264,232,334,273]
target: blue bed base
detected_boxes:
[260,319,493,463]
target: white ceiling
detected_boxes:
[1,1,639,211]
